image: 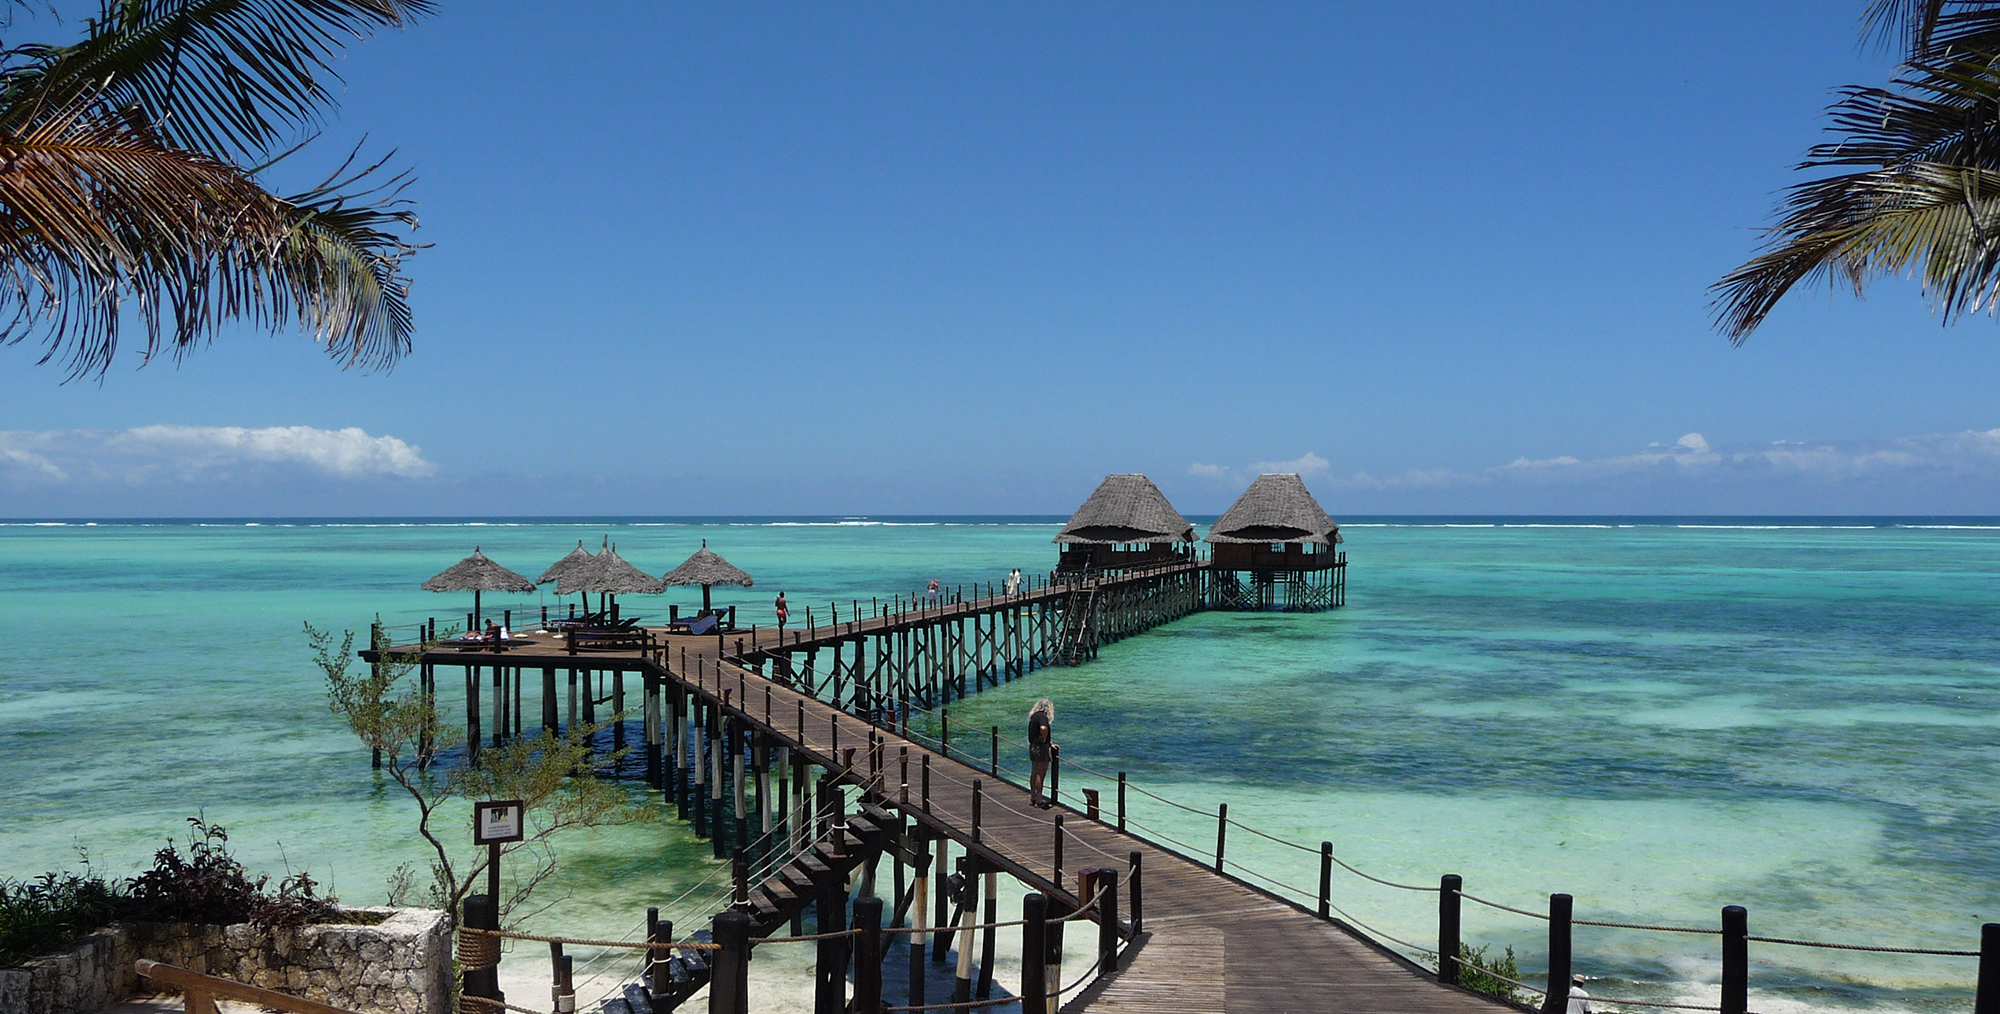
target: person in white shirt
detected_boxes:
[1567,973,1594,1014]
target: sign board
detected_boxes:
[473,799,525,845]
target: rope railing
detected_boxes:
[1743,934,1979,957]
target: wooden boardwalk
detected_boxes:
[368,564,1512,1013]
[671,644,1513,1014]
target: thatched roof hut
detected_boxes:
[1205,473,1341,545]
[421,548,536,624]
[1053,474,1194,545]
[662,540,753,612]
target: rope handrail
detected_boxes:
[461,927,719,952]
[1744,934,1979,957]
[1574,917,1719,935]
[1456,889,1550,920]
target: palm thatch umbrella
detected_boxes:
[537,539,600,614]
[557,543,665,617]
[661,540,754,613]
[421,548,536,626]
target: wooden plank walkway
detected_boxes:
[669,643,1516,1014]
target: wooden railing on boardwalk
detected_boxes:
[134,961,363,1014]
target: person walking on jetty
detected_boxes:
[1567,974,1593,1014]
[926,578,940,604]
[1027,698,1057,808]
[774,591,788,633]
[1005,569,1021,596]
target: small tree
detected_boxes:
[310,623,655,922]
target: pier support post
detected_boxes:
[853,895,883,1014]
[1020,894,1047,1014]
[910,833,929,1009]
[710,908,751,1014]
[1721,905,1747,1014]
[1438,874,1462,985]
[541,669,557,734]
[977,869,997,998]
[1538,894,1573,1014]
[815,861,849,1014]
[1978,923,2000,1014]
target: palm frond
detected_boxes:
[0,0,434,162]
[0,91,416,377]
[1712,162,2000,340]
[1863,0,2000,59]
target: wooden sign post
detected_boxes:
[474,799,525,907]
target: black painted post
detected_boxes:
[644,907,661,991]
[1438,874,1463,985]
[922,754,931,813]
[1053,814,1064,882]
[815,864,849,1014]
[1215,803,1228,871]
[1098,867,1120,972]
[991,725,999,776]
[972,778,983,843]
[710,908,751,1014]
[1979,923,2000,1014]
[1117,772,1127,831]
[942,709,950,758]
[978,870,998,999]
[1050,744,1060,803]
[461,894,501,1005]
[853,895,883,1014]
[1129,851,1143,934]
[1539,894,1573,1014]
[1721,905,1747,1014]
[1021,894,1047,1014]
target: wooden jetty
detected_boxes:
[364,607,1508,1014]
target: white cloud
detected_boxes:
[1249,451,1330,476]
[1323,427,2000,496]
[0,425,435,486]
[1193,451,1331,483]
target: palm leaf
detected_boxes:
[0,0,434,162]
[0,91,414,377]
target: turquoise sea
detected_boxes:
[4,517,1998,1013]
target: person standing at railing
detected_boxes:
[1567,974,1593,1014]
[1027,698,1057,809]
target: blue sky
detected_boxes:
[6,1,2000,516]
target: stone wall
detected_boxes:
[0,908,450,1014]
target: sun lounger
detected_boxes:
[668,613,719,636]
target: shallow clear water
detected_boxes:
[3,517,1996,1012]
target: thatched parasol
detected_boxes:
[538,540,598,585]
[421,547,536,625]
[538,539,601,613]
[558,543,664,614]
[661,539,753,613]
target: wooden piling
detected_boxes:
[711,908,751,1014]
[1098,867,1120,973]
[1539,894,1573,1014]
[1438,874,1462,985]
[853,895,883,1013]
[1129,851,1143,934]
[1020,893,1047,1014]
[1721,905,1747,1014]
[1978,923,2000,1014]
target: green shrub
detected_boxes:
[1,816,341,965]
[1456,942,1536,1006]
[0,871,123,966]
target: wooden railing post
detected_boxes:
[461,894,501,1006]
[1128,851,1144,934]
[1117,772,1127,831]
[710,908,751,1014]
[1098,867,1120,973]
[1721,905,1747,1014]
[1021,893,1048,1014]
[1318,842,1333,919]
[972,778,983,843]
[853,895,883,1014]
[1980,924,2000,1014]
[1438,875,1462,985]
[1539,894,1572,1014]
[1053,814,1064,882]
[1214,803,1228,872]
